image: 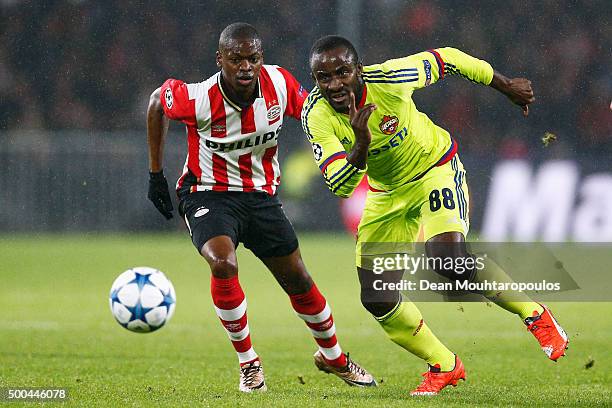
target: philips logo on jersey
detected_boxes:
[379,115,399,135]
[205,128,281,152]
[368,127,408,157]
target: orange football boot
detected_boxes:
[410,355,466,396]
[525,304,569,361]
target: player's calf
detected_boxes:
[290,283,347,367]
[210,275,261,372]
[424,237,476,283]
[358,267,404,317]
[289,283,377,386]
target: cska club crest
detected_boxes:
[379,115,399,135]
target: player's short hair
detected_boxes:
[218,22,261,51]
[309,35,359,67]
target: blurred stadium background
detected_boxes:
[1,2,611,405]
[0,0,610,238]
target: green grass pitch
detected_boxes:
[1,233,610,407]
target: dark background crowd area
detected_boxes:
[2,0,610,158]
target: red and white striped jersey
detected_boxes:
[160,65,308,197]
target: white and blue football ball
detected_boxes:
[109,267,176,333]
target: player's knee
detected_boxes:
[360,292,398,317]
[425,243,475,282]
[357,267,403,317]
[207,256,238,278]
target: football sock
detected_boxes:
[210,275,258,366]
[475,258,544,320]
[290,283,348,368]
[375,298,456,371]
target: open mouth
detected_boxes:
[237,77,254,86]
[330,93,347,104]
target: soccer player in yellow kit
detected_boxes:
[302,36,569,396]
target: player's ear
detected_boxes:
[216,50,222,68]
[356,62,363,76]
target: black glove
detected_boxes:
[148,170,174,220]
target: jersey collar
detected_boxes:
[217,72,262,112]
[357,83,367,109]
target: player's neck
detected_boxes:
[220,73,257,109]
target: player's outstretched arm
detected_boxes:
[489,71,535,117]
[146,87,174,220]
[423,48,533,117]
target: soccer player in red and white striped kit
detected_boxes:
[146,22,375,392]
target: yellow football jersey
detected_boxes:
[302,47,494,197]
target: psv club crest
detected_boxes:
[266,98,281,122]
[379,115,399,135]
[267,105,281,121]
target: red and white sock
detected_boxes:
[290,284,347,368]
[210,276,258,366]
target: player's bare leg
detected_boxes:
[426,232,569,361]
[358,266,464,395]
[201,236,266,392]
[262,248,376,387]
[260,247,313,295]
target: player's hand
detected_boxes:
[148,170,174,220]
[348,91,377,145]
[504,78,535,117]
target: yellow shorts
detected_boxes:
[356,155,470,267]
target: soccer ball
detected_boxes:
[109,266,176,333]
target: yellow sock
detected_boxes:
[477,258,544,320]
[376,300,455,371]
